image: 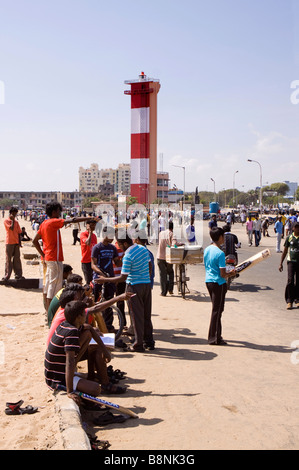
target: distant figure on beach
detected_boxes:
[2,207,24,282]
[20,227,31,241]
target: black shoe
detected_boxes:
[217,339,227,345]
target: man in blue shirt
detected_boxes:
[91,226,120,331]
[95,231,154,352]
[204,227,235,345]
[274,216,283,253]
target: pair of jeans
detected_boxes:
[206,282,227,344]
[157,259,174,295]
[276,233,282,252]
[285,261,299,304]
[254,230,261,246]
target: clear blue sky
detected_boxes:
[0,0,298,194]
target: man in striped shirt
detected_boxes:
[45,300,101,400]
[95,231,154,352]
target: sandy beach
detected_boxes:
[0,213,299,450]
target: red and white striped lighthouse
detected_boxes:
[124,72,160,206]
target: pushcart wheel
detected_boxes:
[179,264,186,299]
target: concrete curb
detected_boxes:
[54,392,91,450]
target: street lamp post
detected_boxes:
[172,165,185,207]
[233,170,239,208]
[247,159,262,212]
[211,178,216,202]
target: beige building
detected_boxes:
[79,163,101,192]
[116,163,131,195]
[79,163,131,195]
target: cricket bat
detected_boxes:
[235,249,271,274]
[57,385,138,418]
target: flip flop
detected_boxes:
[93,411,127,426]
[5,404,38,415]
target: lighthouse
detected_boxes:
[124,72,160,206]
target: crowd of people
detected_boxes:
[2,202,299,409]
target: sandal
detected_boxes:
[5,401,38,415]
[93,411,127,426]
[101,382,127,394]
[107,366,126,380]
[87,433,111,450]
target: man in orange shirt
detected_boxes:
[33,202,97,313]
[2,207,23,282]
[80,219,98,285]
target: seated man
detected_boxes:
[46,285,133,395]
[20,227,31,241]
[47,273,82,327]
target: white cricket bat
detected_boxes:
[235,249,271,274]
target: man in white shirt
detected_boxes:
[157,221,177,296]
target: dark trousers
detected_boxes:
[285,261,299,304]
[72,229,80,245]
[81,262,93,285]
[93,282,115,330]
[206,282,227,344]
[5,244,23,279]
[126,283,154,350]
[254,230,261,247]
[157,259,174,295]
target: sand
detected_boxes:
[0,213,299,450]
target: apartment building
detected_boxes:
[116,163,131,195]
[79,163,131,195]
[79,163,101,192]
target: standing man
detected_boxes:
[80,219,98,285]
[246,215,254,246]
[33,202,95,313]
[2,207,24,282]
[279,222,299,310]
[157,221,177,296]
[95,231,154,352]
[253,214,262,247]
[204,227,235,345]
[209,214,218,229]
[91,225,120,331]
[274,216,283,253]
